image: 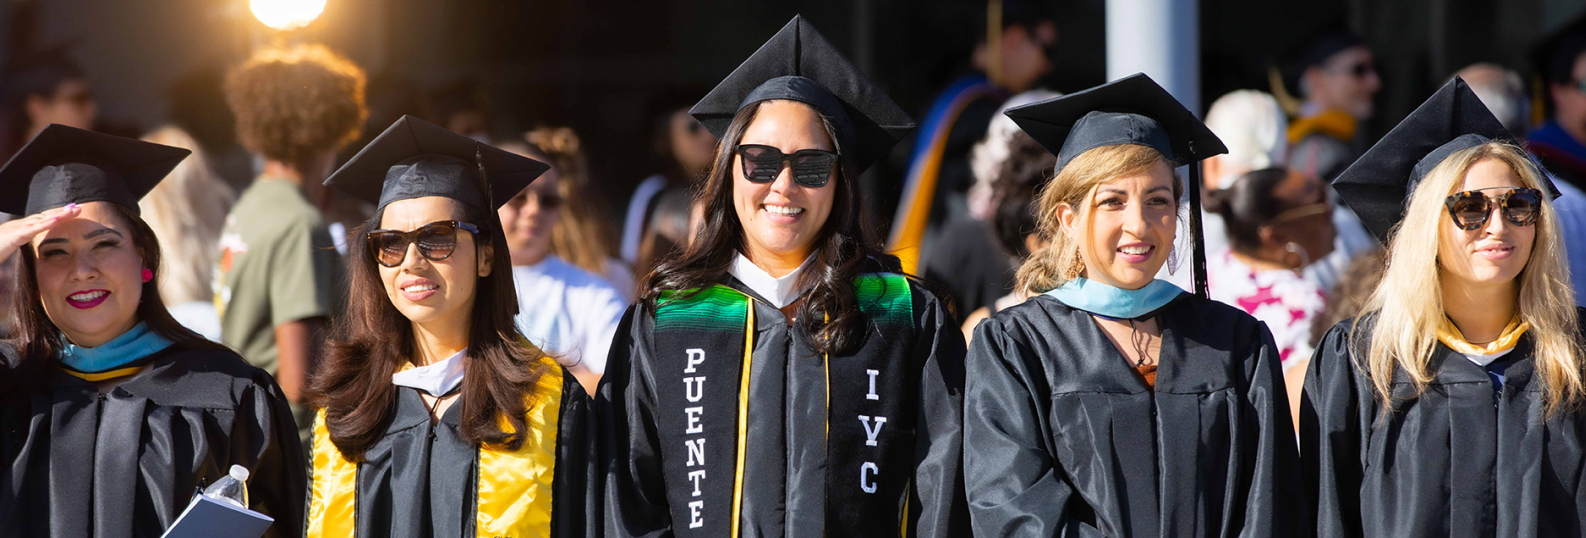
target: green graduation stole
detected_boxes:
[650,273,918,537]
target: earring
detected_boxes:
[1167,245,1180,275]
[141,268,153,283]
[1063,249,1085,281]
[1283,242,1310,276]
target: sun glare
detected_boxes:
[249,0,326,31]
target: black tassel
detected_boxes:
[1186,144,1209,299]
[475,142,491,209]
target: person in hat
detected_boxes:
[0,125,304,536]
[599,16,968,537]
[303,116,596,537]
[1275,25,1381,183]
[961,73,1306,536]
[1303,77,1586,536]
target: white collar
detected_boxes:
[391,348,468,396]
[729,252,816,308]
[1461,347,1516,368]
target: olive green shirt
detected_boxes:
[215,178,343,376]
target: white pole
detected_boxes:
[1106,0,1201,115]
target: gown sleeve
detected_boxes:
[1236,321,1309,537]
[557,366,602,538]
[599,303,675,537]
[962,317,1102,538]
[906,290,970,537]
[243,362,310,538]
[1300,322,1365,538]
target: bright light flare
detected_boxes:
[250,0,326,31]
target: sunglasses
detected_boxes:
[735,144,839,188]
[1443,187,1543,231]
[510,188,563,210]
[1329,61,1375,78]
[366,220,480,268]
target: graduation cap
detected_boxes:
[690,15,915,174]
[1332,77,1558,244]
[1002,73,1228,298]
[324,115,549,212]
[1003,73,1227,173]
[0,124,190,216]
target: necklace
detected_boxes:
[1128,317,1156,367]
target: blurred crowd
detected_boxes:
[3,4,1586,436]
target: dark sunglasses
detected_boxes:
[511,188,563,210]
[1443,187,1543,231]
[735,144,839,188]
[367,220,480,268]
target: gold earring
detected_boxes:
[1063,250,1085,281]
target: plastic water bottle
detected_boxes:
[202,465,251,508]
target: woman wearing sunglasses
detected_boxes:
[1305,78,1586,536]
[304,116,595,537]
[0,125,304,536]
[601,16,968,537]
[963,74,1307,536]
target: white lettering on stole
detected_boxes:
[858,415,887,447]
[685,407,704,434]
[686,438,707,466]
[689,500,705,528]
[860,462,879,494]
[866,369,880,400]
[685,348,706,373]
[688,470,707,496]
[685,376,707,402]
[683,349,709,527]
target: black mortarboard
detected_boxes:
[690,15,915,175]
[1529,10,1586,87]
[1002,73,1227,299]
[1332,77,1558,243]
[0,124,190,216]
[1003,73,1227,173]
[324,115,549,212]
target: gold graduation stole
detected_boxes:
[305,354,564,537]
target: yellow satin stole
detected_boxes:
[306,355,564,537]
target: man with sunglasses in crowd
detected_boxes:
[499,142,625,395]
[1279,26,1382,184]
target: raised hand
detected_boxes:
[0,204,82,261]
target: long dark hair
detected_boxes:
[642,99,890,357]
[2,203,224,393]
[308,200,550,461]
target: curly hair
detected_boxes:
[225,45,367,163]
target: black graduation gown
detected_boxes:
[0,343,306,538]
[963,294,1306,537]
[599,274,969,537]
[304,361,596,538]
[1302,314,1586,538]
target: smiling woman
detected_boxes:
[962,74,1307,536]
[306,116,596,538]
[602,16,970,537]
[0,125,305,537]
[1305,77,1586,537]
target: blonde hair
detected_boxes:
[1358,142,1584,415]
[1015,144,1177,294]
[138,126,235,305]
[523,126,619,278]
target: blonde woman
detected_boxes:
[962,74,1306,536]
[138,126,234,340]
[1304,78,1586,536]
[524,126,635,298]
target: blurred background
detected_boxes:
[3,0,1575,224]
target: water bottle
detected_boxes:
[202,465,250,508]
